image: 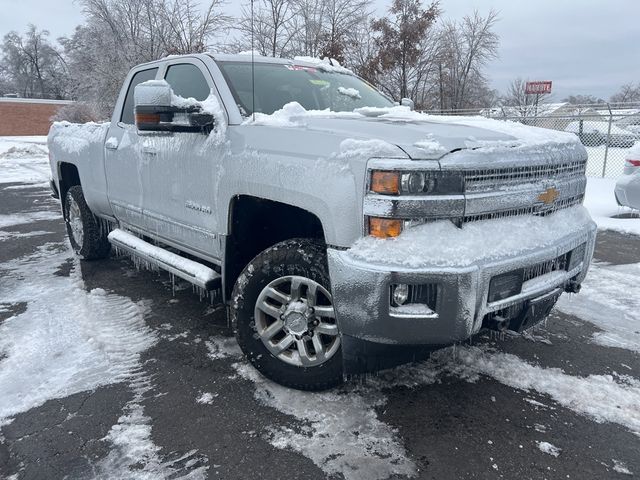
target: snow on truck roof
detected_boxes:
[137,52,355,75]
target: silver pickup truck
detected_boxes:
[48,53,596,390]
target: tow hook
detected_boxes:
[485,315,509,332]
[565,280,582,294]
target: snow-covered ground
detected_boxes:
[0,135,638,479]
[0,136,50,186]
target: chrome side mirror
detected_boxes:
[133,81,214,134]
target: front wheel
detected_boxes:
[64,185,111,260]
[231,239,343,391]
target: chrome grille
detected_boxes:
[462,194,584,224]
[462,159,587,193]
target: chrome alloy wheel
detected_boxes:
[67,197,84,246]
[254,275,340,367]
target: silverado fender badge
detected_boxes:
[538,187,560,205]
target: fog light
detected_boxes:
[392,284,410,306]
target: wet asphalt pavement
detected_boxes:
[0,182,639,480]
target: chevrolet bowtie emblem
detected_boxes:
[538,187,560,205]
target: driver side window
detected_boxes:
[164,63,210,100]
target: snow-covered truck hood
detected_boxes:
[245,103,583,161]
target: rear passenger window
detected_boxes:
[165,64,210,101]
[120,68,158,124]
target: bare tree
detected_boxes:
[610,82,640,103]
[438,9,499,110]
[235,0,297,57]
[318,0,372,63]
[500,77,551,116]
[0,25,68,98]
[370,0,440,103]
[289,0,327,57]
[161,0,231,54]
[62,0,229,115]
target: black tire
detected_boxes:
[64,185,111,260]
[232,238,343,391]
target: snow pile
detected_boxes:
[537,441,561,457]
[583,177,640,235]
[205,336,242,360]
[49,121,110,155]
[235,363,416,480]
[337,86,361,99]
[0,144,47,158]
[134,79,173,106]
[250,101,308,127]
[196,392,215,405]
[612,460,634,475]
[347,205,593,268]
[557,262,640,352]
[293,56,354,75]
[0,136,50,185]
[247,101,363,127]
[413,134,447,156]
[338,138,403,159]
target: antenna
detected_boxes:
[251,0,256,121]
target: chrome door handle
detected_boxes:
[142,146,157,155]
[105,137,119,150]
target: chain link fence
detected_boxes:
[424,102,640,178]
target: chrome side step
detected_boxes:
[108,228,221,291]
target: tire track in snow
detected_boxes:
[0,243,208,479]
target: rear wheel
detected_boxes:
[64,185,111,260]
[232,239,343,391]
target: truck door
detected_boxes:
[139,59,225,261]
[104,66,159,231]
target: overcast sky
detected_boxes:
[1,0,638,100]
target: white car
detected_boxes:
[615,143,640,209]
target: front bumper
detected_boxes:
[328,219,597,372]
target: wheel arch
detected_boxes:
[57,162,81,216]
[223,195,326,300]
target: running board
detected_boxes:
[108,229,221,291]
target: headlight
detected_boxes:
[371,170,463,195]
[401,172,426,194]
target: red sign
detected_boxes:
[525,81,552,95]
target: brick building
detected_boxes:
[0,98,74,136]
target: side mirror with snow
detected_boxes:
[400,98,415,110]
[133,81,214,134]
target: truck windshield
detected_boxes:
[217,61,394,116]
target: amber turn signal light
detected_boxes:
[135,112,161,125]
[369,217,402,238]
[371,171,400,195]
